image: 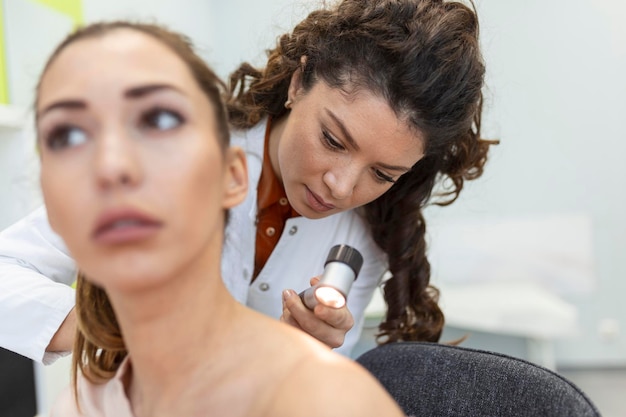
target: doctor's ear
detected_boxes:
[286,55,307,107]
[222,146,248,209]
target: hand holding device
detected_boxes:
[298,244,363,310]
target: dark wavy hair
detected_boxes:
[35,21,230,393]
[228,0,498,344]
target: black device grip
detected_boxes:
[325,244,363,279]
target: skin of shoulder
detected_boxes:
[262,346,405,417]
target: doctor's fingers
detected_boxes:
[313,303,354,332]
[282,289,346,348]
[304,276,353,331]
[280,289,304,330]
[280,309,303,330]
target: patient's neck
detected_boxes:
[105,248,246,414]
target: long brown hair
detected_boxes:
[227,0,498,344]
[35,21,231,392]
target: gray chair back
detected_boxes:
[356,342,601,417]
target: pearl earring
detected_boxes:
[285,99,292,109]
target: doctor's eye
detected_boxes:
[141,108,184,131]
[372,168,396,184]
[44,125,88,150]
[321,130,345,151]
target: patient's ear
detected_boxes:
[222,146,248,209]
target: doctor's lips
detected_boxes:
[92,209,163,244]
[305,186,336,212]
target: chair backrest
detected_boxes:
[356,342,601,417]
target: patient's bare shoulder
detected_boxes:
[264,347,405,417]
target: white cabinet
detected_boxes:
[0,104,26,131]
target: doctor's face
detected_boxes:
[270,76,425,220]
[36,29,245,292]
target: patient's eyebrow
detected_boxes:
[38,100,86,118]
[124,83,185,99]
[38,84,186,118]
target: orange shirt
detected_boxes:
[253,118,300,280]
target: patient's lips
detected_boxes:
[93,208,162,245]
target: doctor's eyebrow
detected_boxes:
[324,108,413,173]
[377,161,411,173]
[325,108,361,152]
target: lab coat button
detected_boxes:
[289,226,298,235]
[265,227,276,237]
[259,283,270,291]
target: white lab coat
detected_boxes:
[0,119,388,364]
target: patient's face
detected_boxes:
[37,29,234,292]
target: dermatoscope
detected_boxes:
[299,244,363,310]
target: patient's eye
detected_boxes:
[45,126,88,150]
[141,108,183,131]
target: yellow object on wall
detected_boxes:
[31,0,83,27]
[0,2,8,104]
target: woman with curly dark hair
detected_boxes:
[0,0,496,363]
[226,0,496,347]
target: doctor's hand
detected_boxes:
[280,277,354,348]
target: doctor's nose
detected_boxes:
[94,131,142,189]
[323,168,357,200]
